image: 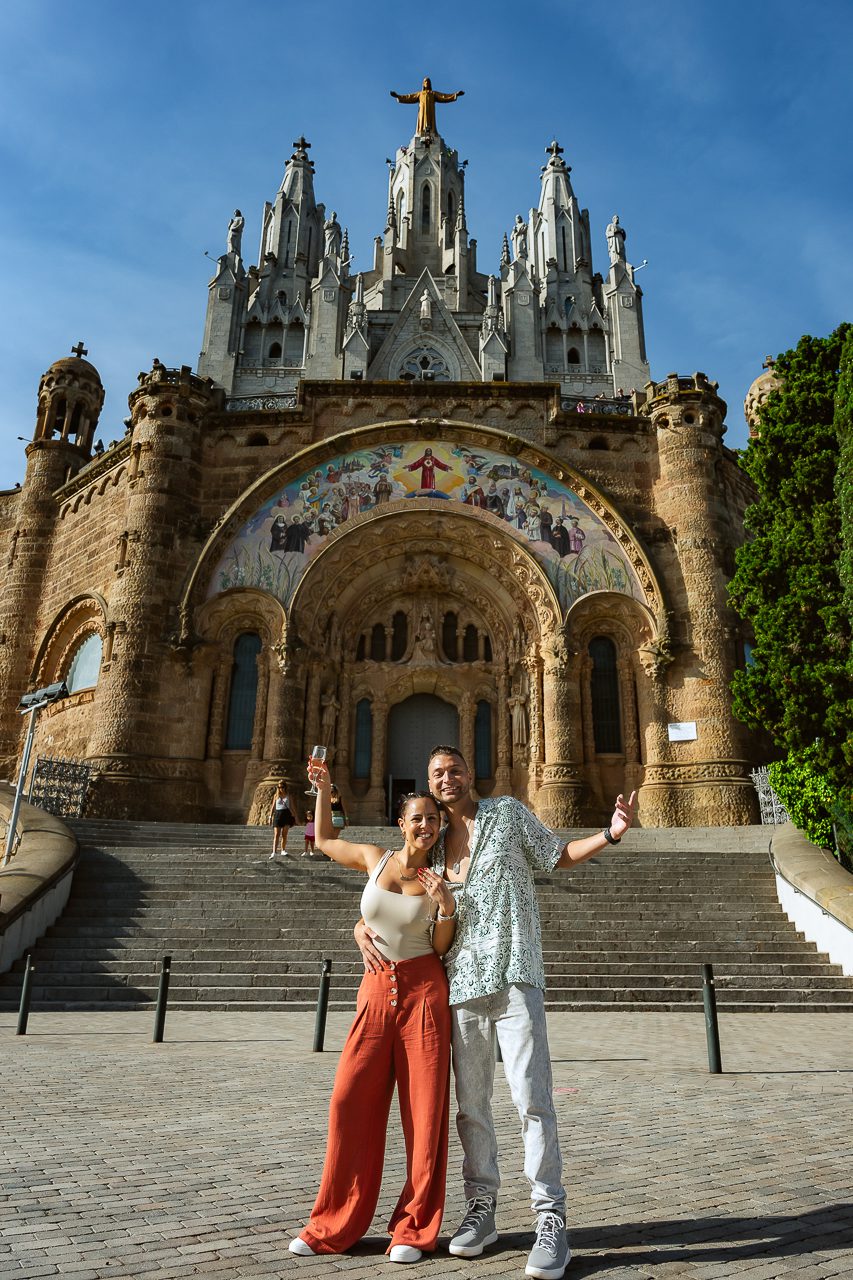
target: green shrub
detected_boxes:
[767,750,840,852]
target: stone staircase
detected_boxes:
[2,820,852,1012]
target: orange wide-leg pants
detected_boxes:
[299,951,451,1255]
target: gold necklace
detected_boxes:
[393,851,419,882]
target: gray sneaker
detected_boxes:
[525,1212,571,1279]
[448,1194,498,1257]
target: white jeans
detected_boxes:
[451,983,566,1216]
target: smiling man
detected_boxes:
[359,745,636,1279]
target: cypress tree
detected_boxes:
[729,325,853,848]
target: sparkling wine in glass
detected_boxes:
[305,744,328,795]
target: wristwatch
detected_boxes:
[602,827,621,845]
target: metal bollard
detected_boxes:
[16,954,34,1036]
[152,955,172,1043]
[702,962,722,1074]
[313,959,332,1052]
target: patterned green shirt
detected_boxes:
[442,795,564,1005]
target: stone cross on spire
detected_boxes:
[71,341,88,358]
[291,136,311,158]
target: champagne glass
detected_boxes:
[305,745,328,795]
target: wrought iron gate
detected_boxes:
[750,766,790,826]
[28,756,93,819]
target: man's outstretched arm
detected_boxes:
[555,790,637,868]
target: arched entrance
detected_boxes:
[388,693,458,812]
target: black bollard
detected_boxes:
[313,959,332,1052]
[702,962,722,1074]
[152,955,172,1044]
[16,954,34,1036]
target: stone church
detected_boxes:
[0,83,760,827]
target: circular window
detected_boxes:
[397,348,452,381]
[67,633,103,693]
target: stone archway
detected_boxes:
[285,502,564,823]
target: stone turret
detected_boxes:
[641,372,757,826]
[86,362,216,817]
[0,347,105,773]
[744,357,780,438]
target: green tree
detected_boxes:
[835,329,853,640]
[729,325,853,848]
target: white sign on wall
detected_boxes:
[668,721,698,742]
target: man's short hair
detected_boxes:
[428,744,469,768]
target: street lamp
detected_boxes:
[2,682,69,866]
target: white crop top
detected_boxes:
[360,850,436,962]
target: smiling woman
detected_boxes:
[288,761,456,1262]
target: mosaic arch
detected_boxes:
[207,438,649,616]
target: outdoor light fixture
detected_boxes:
[2,682,70,865]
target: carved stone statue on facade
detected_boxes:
[324,211,342,260]
[419,290,432,324]
[390,78,465,136]
[509,693,529,747]
[606,214,626,265]
[511,214,528,262]
[409,605,440,663]
[320,688,341,744]
[227,210,244,257]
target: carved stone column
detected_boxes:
[460,692,476,778]
[535,633,585,828]
[618,656,643,797]
[336,662,353,791]
[495,670,511,790]
[302,662,323,762]
[250,640,306,823]
[364,695,387,821]
[251,648,270,763]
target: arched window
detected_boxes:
[391,611,408,661]
[447,192,455,229]
[370,623,386,662]
[284,321,304,365]
[463,624,478,662]
[567,347,581,364]
[356,633,366,662]
[589,636,622,753]
[354,698,373,777]
[442,612,458,661]
[483,634,493,663]
[475,700,492,779]
[421,184,431,234]
[225,632,262,750]
[66,633,102,693]
[268,342,282,360]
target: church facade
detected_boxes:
[0,91,760,827]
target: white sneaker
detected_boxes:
[288,1237,316,1256]
[268,851,277,859]
[389,1245,422,1263]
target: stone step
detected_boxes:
[3,821,846,1013]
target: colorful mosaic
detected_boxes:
[208,440,645,613]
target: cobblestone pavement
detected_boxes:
[2,1010,851,1279]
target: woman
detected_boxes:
[329,784,347,830]
[268,781,294,858]
[289,763,457,1264]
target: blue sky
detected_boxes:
[2,0,851,487]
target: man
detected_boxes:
[357,746,636,1279]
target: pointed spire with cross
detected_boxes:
[545,139,570,172]
[291,136,311,158]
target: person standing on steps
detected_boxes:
[289,761,458,1265]
[356,745,637,1280]
[268,781,294,858]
